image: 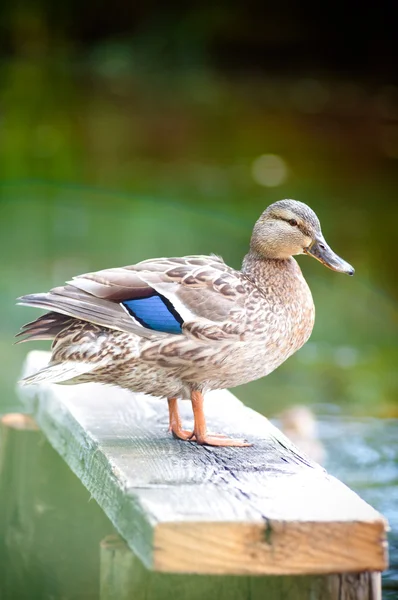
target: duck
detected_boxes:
[16,199,354,447]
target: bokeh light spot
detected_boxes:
[251,154,288,187]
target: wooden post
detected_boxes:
[0,413,114,600]
[0,414,40,599]
[100,534,381,600]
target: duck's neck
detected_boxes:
[242,250,300,288]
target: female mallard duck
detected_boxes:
[16,199,354,447]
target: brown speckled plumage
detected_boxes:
[16,199,354,446]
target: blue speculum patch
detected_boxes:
[122,294,183,334]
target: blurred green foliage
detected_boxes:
[1,49,398,417]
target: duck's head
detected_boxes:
[251,199,354,275]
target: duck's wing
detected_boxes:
[17,255,249,342]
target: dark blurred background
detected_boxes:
[1,0,398,593]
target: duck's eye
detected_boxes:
[288,218,298,227]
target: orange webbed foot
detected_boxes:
[168,394,251,448]
[194,434,251,447]
[171,428,194,441]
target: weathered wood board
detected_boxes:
[17,350,388,576]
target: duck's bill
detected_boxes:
[304,236,355,275]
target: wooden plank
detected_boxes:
[100,534,382,600]
[17,350,388,576]
[0,412,114,600]
[100,534,250,600]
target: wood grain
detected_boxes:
[100,534,382,600]
[17,350,388,576]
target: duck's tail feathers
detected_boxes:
[19,360,100,386]
[15,312,74,344]
[17,289,157,339]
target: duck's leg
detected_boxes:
[167,397,194,441]
[191,390,251,447]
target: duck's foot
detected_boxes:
[171,430,249,446]
[167,394,251,447]
[168,397,195,441]
[191,390,251,447]
[193,434,251,447]
[171,427,194,441]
